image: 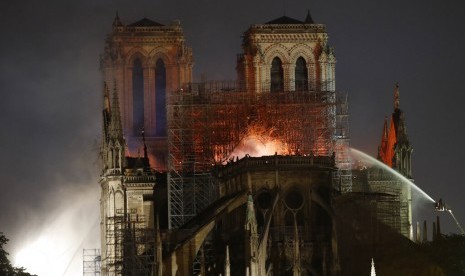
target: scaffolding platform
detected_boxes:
[103,210,155,275]
[167,81,352,228]
[83,249,101,276]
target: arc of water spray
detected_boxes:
[447,210,465,235]
[350,148,435,203]
[62,215,100,275]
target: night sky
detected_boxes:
[1,0,464,275]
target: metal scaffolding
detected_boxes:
[167,81,351,229]
[365,168,412,237]
[103,209,155,275]
[83,249,101,276]
[334,91,352,193]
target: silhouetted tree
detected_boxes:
[0,232,37,276]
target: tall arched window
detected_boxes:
[132,58,144,135]
[270,57,284,92]
[295,57,308,91]
[155,59,167,136]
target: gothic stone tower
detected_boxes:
[237,11,336,93]
[101,14,193,170]
[100,83,157,275]
[100,14,192,275]
[236,12,352,193]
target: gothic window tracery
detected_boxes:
[270,57,284,92]
[295,57,308,91]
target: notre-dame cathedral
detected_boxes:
[98,10,423,276]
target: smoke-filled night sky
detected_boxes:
[1,0,464,275]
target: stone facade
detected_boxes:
[99,84,156,275]
[237,14,335,93]
[98,12,413,276]
[101,15,193,170]
[215,155,340,275]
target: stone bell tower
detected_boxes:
[237,10,336,93]
[101,14,193,170]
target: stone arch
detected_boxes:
[289,44,315,64]
[289,45,317,90]
[148,48,173,66]
[262,44,291,92]
[270,57,284,92]
[263,44,289,65]
[165,193,248,275]
[125,48,149,65]
[295,56,309,91]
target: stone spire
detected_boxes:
[392,84,407,140]
[109,84,124,142]
[370,258,376,276]
[394,82,400,110]
[244,194,258,276]
[390,83,412,176]
[101,82,126,173]
[292,213,301,276]
[102,82,111,142]
[304,9,314,24]
[378,116,388,162]
[378,83,412,175]
[245,194,258,235]
[113,11,123,28]
[224,245,231,276]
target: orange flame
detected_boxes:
[227,124,288,161]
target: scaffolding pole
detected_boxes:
[167,81,352,229]
[103,210,155,275]
[83,249,101,276]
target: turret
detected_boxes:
[112,12,123,28]
[370,258,376,276]
[224,245,231,276]
[102,82,126,175]
[292,212,301,276]
[304,9,314,24]
[244,194,259,276]
[377,116,388,162]
[377,83,412,177]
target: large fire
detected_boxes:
[226,124,288,162]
